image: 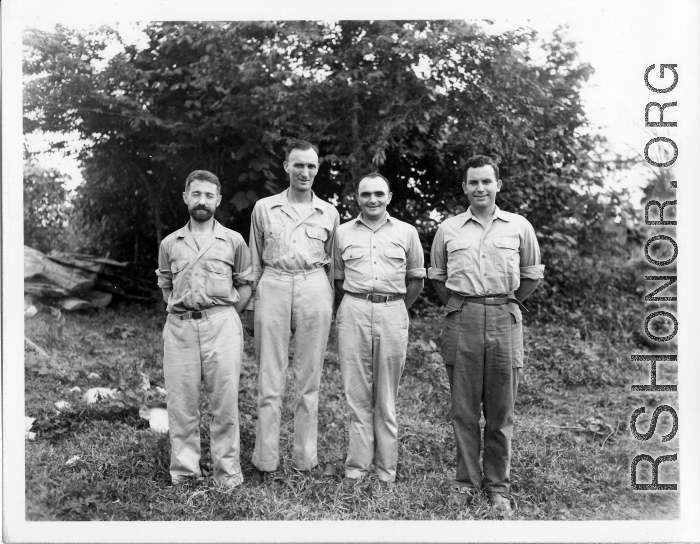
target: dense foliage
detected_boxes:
[23,157,70,254]
[23,21,644,328]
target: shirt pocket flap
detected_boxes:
[493,237,519,250]
[384,247,406,260]
[342,248,364,261]
[171,259,189,274]
[306,226,328,242]
[446,239,470,253]
[204,261,230,275]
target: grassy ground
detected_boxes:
[24,301,679,521]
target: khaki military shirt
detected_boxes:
[334,213,426,295]
[156,220,253,314]
[428,206,544,296]
[248,189,339,308]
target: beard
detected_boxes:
[189,206,214,223]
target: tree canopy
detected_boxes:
[24,20,640,320]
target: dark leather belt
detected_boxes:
[172,305,231,321]
[346,292,405,304]
[450,293,528,313]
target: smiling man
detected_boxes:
[333,172,425,485]
[156,170,253,488]
[246,140,339,483]
[429,155,544,511]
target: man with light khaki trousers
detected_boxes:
[156,170,253,488]
[334,173,425,485]
[429,155,544,511]
[245,140,339,483]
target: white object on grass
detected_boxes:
[66,455,81,466]
[69,386,81,393]
[25,416,37,440]
[87,372,100,380]
[139,405,169,433]
[83,387,117,405]
[54,400,71,410]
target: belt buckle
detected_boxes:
[192,311,203,320]
[367,293,388,303]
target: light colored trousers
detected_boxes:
[252,267,333,471]
[162,306,244,487]
[337,295,409,482]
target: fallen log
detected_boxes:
[57,297,93,312]
[81,291,113,308]
[24,246,97,295]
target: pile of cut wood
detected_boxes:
[24,246,157,311]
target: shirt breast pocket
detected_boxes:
[204,260,232,298]
[170,259,190,297]
[305,225,328,263]
[342,248,366,282]
[446,239,473,277]
[383,246,406,279]
[263,222,286,262]
[492,236,520,276]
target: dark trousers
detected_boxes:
[441,298,522,495]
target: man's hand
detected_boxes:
[244,309,255,337]
[431,279,451,306]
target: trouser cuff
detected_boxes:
[252,456,279,472]
[291,457,318,471]
[345,468,366,480]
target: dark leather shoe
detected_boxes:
[250,467,268,487]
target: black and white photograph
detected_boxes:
[3,0,700,542]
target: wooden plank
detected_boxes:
[24,281,71,298]
[81,291,113,308]
[47,251,105,274]
[25,246,97,294]
[58,297,93,312]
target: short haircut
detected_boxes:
[356,172,391,194]
[463,155,500,182]
[285,139,319,161]
[184,170,221,193]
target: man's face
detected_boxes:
[284,147,319,193]
[462,165,502,211]
[357,176,392,221]
[183,179,221,223]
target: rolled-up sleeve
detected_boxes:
[246,205,265,310]
[428,225,447,282]
[233,237,254,287]
[519,222,545,280]
[333,230,345,281]
[326,211,340,287]
[406,227,426,280]
[155,241,172,289]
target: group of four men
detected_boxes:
[156,140,544,511]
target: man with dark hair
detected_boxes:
[246,139,339,483]
[184,169,221,193]
[429,155,544,511]
[156,170,253,488]
[334,172,424,485]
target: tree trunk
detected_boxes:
[350,93,363,183]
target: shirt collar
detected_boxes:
[460,205,510,226]
[176,219,226,240]
[273,189,326,213]
[354,211,394,230]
